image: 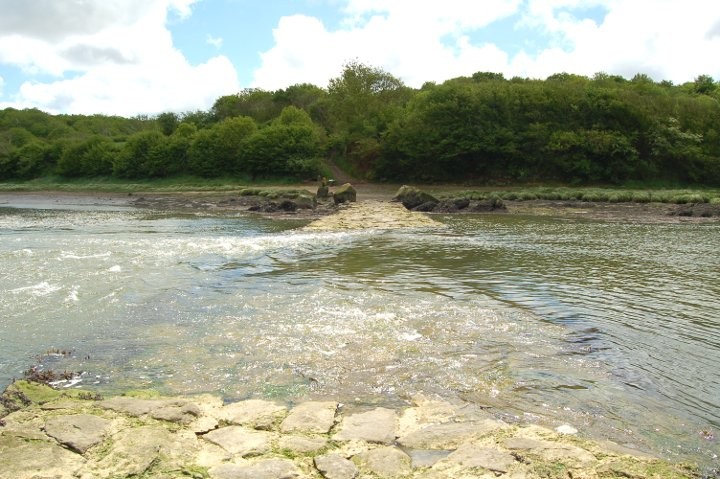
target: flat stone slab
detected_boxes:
[397,419,506,450]
[437,443,516,474]
[334,407,397,444]
[202,426,273,456]
[505,435,597,465]
[314,453,359,479]
[150,399,201,424]
[278,434,328,454]
[44,414,111,453]
[87,425,198,478]
[209,458,301,479]
[100,396,201,424]
[280,401,337,434]
[0,434,85,479]
[216,399,287,429]
[99,396,157,416]
[354,446,412,478]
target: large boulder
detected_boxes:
[333,183,357,204]
[393,185,439,210]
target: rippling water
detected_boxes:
[1,200,719,470]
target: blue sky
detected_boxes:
[0,0,718,116]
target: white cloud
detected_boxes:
[253,0,720,90]
[252,1,521,90]
[206,34,223,48]
[0,0,240,115]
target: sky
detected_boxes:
[0,0,719,117]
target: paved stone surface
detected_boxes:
[0,381,698,479]
[314,453,359,479]
[150,399,201,424]
[0,434,85,479]
[215,399,287,430]
[43,414,111,453]
[354,446,412,478]
[280,401,337,434]
[333,407,397,444]
[437,443,516,474]
[86,425,198,478]
[209,458,302,479]
[202,426,273,456]
[397,419,506,450]
[278,434,328,454]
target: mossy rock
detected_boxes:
[333,183,357,204]
[393,185,439,210]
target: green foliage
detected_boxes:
[113,130,167,178]
[2,65,720,186]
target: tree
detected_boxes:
[327,61,412,175]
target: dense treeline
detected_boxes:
[1,62,719,185]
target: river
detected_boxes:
[0,196,718,471]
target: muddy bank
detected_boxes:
[3,188,719,223]
[0,381,699,479]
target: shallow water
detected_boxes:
[1,201,719,470]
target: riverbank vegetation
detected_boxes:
[1,62,719,186]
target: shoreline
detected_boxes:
[2,188,720,223]
[0,380,700,479]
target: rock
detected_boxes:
[437,443,516,474]
[202,426,273,456]
[209,459,301,479]
[151,400,201,424]
[470,197,506,211]
[434,198,470,213]
[317,186,330,199]
[333,183,357,204]
[555,424,578,435]
[216,399,287,430]
[414,201,439,212]
[280,401,337,434]
[333,407,396,444]
[43,414,111,453]
[354,446,412,478]
[278,435,328,454]
[88,425,198,478]
[314,453,359,479]
[0,434,85,479]
[99,396,157,416]
[397,419,506,450]
[503,435,596,465]
[392,185,439,210]
[278,199,298,212]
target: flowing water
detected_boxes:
[1,197,719,472]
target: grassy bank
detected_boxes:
[2,177,720,206]
[438,186,720,205]
[0,175,306,194]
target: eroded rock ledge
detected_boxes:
[0,381,698,479]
